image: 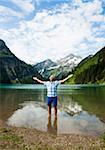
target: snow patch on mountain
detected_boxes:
[57,54,82,68]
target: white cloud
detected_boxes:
[0,5,23,21]
[0,0,35,26]
[11,0,35,14]
[0,0,105,64]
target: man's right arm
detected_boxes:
[33,77,45,84]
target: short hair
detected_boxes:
[49,75,55,81]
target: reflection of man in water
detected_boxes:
[47,116,57,135]
[33,75,72,117]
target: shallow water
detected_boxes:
[0,84,105,136]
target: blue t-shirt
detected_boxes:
[44,81,60,97]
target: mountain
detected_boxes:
[57,54,82,69]
[48,54,82,80]
[67,47,105,84]
[0,39,43,83]
[34,54,82,80]
[33,59,57,74]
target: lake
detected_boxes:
[0,84,105,136]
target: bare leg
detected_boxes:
[47,115,51,128]
[48,105,51,117]
[54,106,57,117]
[53,116,57,129]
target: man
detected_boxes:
[33,74,72,117]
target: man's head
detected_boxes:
[49,75,55,81]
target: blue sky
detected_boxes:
[0,0,105,64]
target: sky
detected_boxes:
[0,0,105,64]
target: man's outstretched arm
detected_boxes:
[59,74,73,83]
[33,77,45,84]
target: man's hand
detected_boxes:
[33,76,45,84]
[33,77,37,81]
[68,74,73,78]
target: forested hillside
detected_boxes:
[67,47,105,84]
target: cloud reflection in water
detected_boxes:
[7,101,105,136]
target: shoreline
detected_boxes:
[0,120,105,150]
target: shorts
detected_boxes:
[47,96,57,107]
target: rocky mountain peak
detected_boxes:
[57,53,82,68]
[0,39,12,56]
[0,39,6,50]
[34,59,57,72]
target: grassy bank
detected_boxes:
[0,120,105,150]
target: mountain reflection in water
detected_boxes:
[7,101,105,136]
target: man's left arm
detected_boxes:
[59,74,73,84]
